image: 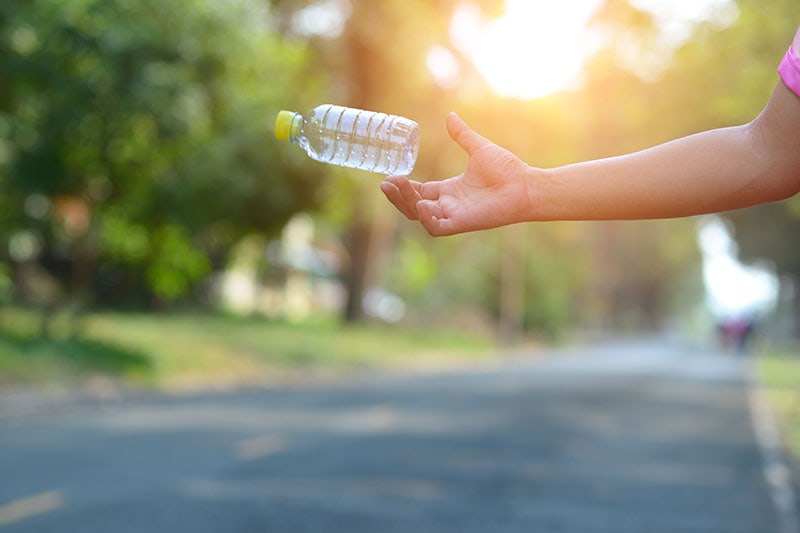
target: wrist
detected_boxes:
[523,165,556,222]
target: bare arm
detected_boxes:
[381,28,800,236]
[535,80,800,220]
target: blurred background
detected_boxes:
[0,0,798,390]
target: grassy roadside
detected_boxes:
[0,308,494,391]
[756,342,800,462]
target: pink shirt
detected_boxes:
[778,46,800,98]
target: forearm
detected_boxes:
[531,83,800,221]
[533,126,761,220]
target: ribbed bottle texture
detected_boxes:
[274,105,419,176]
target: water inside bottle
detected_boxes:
[301,105,418,175]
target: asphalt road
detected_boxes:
[0,337,788,532]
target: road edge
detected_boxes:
[742,357,800,533]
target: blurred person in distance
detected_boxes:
[381,25,800,236]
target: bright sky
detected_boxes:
[289,0,736,100]
[438,0,735,100]
[447,0,600,99]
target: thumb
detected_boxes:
[447,112,490,156]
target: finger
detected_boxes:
[389,174,441,203]
[417,200,456,237]
[417,199,443,220]
[417,180,440,201]
[380,179,418,220]
[446,112,491,156]
[385,175,423,198]
[398,178,425,209]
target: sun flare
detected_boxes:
[450,0,602,100]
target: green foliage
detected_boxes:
[522,229,581,339]
[2,0,792,340]
[389,234,439,303]
[384,225,586,339]
[0,0,325,308]
[727,203,800,280]
[0,261,12,303]
[144,225,211,301]
[758,343,800,461]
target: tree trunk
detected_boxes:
[498,224,526,346]
[343,206,371,322]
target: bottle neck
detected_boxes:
[288,113,302,143]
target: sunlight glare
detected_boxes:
[426,45,461,90]
[451,0,602,100]
[697,217,778,318]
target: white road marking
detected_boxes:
[234,434,288,461]
[0,490,63,527]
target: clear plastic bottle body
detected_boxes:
[284,105,419,175]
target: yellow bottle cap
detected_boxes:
[274,110,298,142]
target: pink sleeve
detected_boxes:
[778,46,800,98]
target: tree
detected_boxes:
[270,0,494,321]
[0,0,324,320]
[559,0,706,331]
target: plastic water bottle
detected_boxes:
[274,104,419,175]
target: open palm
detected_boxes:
[381,113,533,236]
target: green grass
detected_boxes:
[0,308,493,390]
[756,342,800,461]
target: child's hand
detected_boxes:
[381,113,534,236]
